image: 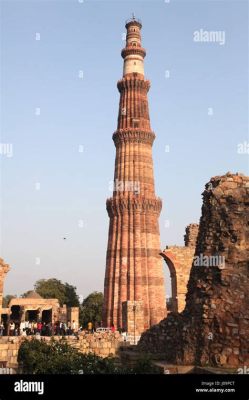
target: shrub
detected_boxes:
[18,338,160,374]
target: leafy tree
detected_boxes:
[64,283,80,307]
[80,291,103,328]
[18,338,82,374]
[34,278,79,307]
[18,338,160,374]
[2,295,16,308]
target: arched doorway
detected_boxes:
[1,314,8,335]
[10,305,21,324]
[160,252,178,313]
[25,310,39,322]
[42,309,52,324]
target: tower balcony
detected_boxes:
[121,47,146,59]
[117,76,150,92]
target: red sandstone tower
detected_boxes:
[103,17,166,332]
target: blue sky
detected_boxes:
[1,0,248,299]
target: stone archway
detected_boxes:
[42,309,52,324]
[10,305,21,324]
[161,246,195,313]
[25,309,39,322]
[161,253,178,312]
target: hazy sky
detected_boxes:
[1,0,248,300]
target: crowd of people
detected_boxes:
[0,320,119,337]
[0,320,79,337]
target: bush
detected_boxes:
[18,338,160,374]
[18,338,83,374]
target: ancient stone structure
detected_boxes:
[103,17,166,332]
[1,292,79,332]
[184,223,199,248]
[0,261,79,331]
[0,258,10,312]
[122,301,144,344]
[0,332,123,370]
[138,173,249,368]
[161,224,199,313]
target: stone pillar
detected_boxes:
[184,224,199,248]
[59,305,67,323]
[20,306,26,322]
[122,300,144,344]
[0,259,10,311]
[67,307,79,328]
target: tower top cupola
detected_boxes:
[125,14,142,29]
[122,15,146,77]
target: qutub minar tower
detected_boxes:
[103,17,166,333]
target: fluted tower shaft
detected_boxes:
[103,18,166,330]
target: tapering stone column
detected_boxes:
[0,259,10,310]
[103,17,166,331]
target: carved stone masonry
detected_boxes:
[103,18,166,332]
[138,173,249,368]
[0,258,10,310]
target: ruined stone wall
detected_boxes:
[66,307,79,327]
[161,246,195,313]
[161,223,199,313]
[138,173,249,368]
[0,332,123,369]
[0,337,19,369]
[184,224,199,247]
[122,300,144,343]
[0,259,10,312]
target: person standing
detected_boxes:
[9,321,15,336]
[37,321,42,334]
[41,322,46,336]
[0,321,4,336]
[87,321,93,333]
[20,321,25,336]
[14,324,19,336]
[67,321,71,335]
[33,321,38,334]
[72,320,77,333]
[24,320,29,332]
[28,321,32,335]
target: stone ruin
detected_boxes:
[184,223,199,248]
[0,261,79,331]
[161,223,199,313]
[0,259,10,311]
[138,173,249,368]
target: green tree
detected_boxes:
[18,338,123,374]
[34,278,79,307]
[2,294,16,308]
[17,338,160,374]
[80,291,103,328]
